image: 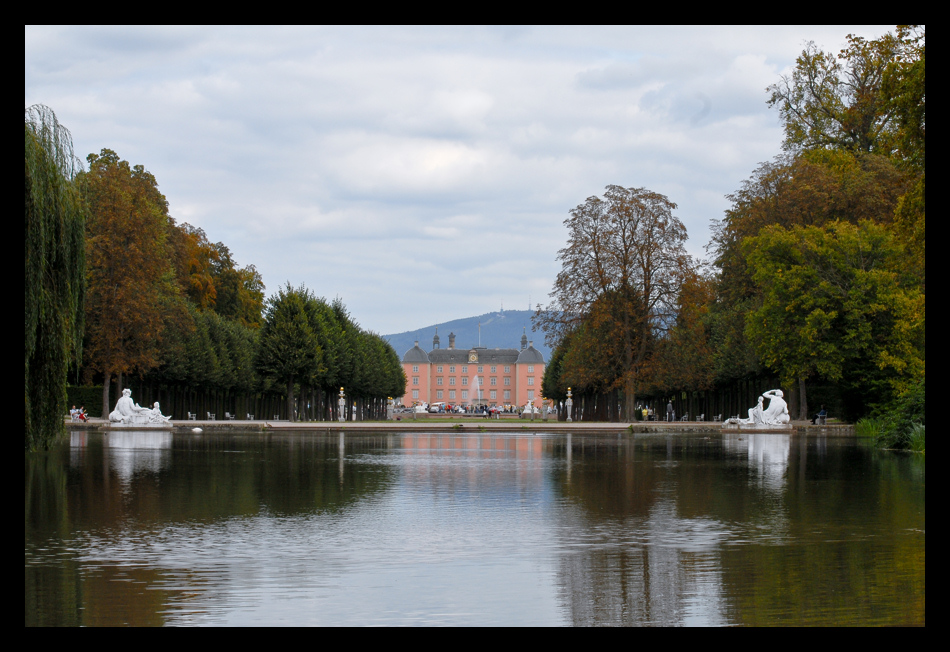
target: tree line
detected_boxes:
[537,26,924,425]
[25,114,405,450]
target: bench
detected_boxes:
[246,413,255,420]
[187,412,196,420]
[207,412,216,421]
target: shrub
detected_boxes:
[873,377,924,450]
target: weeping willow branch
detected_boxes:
[25,104,86,450]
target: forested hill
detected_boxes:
[382,310,551,362]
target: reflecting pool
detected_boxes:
[25,430,925,626]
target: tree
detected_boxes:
[25,105,86,450]
[881,26,925,172]
[768,33,902,155]
[256,283,323,421]
[535,185,691,420]
[79,149,178,416]
[743,220,923,419]
[648,269,716,395]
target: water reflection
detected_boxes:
[26,431,924,626]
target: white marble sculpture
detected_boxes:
[109,389,171,425]
[725,389,790,427]
[761,390,790,425]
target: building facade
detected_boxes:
[400,329,546,409]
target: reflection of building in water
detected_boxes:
[101,431,173,486]
[398,434,549,501]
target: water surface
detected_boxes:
[25,430,925,625]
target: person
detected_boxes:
[78,406,88,422]
[667,400,674,422]
[70,405,78,421]
[812,405,827,425]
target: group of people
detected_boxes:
[69,405,88,422]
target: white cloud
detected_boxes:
[25,25,895,333]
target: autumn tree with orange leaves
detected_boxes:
[79,149,179,417]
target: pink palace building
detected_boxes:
[400,330,546,409]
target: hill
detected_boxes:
[382,310,551,362]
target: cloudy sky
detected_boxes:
[25,25,894,335]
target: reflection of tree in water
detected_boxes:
[552,434,925,625]
[26,431,401,625]
[552,436,733,625]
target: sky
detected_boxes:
[25,25,895,336]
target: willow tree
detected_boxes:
[535,185,690,421]
[25,105,86,450]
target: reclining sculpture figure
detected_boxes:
[109,389,171,424]
[725,389,790,426]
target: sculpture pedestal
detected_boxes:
[722,419,793,432]
[107,422,174,430]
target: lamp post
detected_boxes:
[566,387,573,422]
[338,387,346,423]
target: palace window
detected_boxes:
[462,390,468,399]
[437,366,443,373]
[504,390,511,400]
[437,390,443,399]
[449,377,456,385]
[437,377,443,385]
[413,377,419,385]
[504,377,510,386]
[478,366,484,373]
[461,366,468,374]
[412,390,419,399]
[528,377,534,386]
[490,366,497,373]
[449,390,456,399]
[490,377,497,386]
[504,366,510,373]
[449,366,455,373]
[462,377,468,386]
[490,390,497,399]
[528,390,534,400]
[412,365,419,373]
[528,366,534,373]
